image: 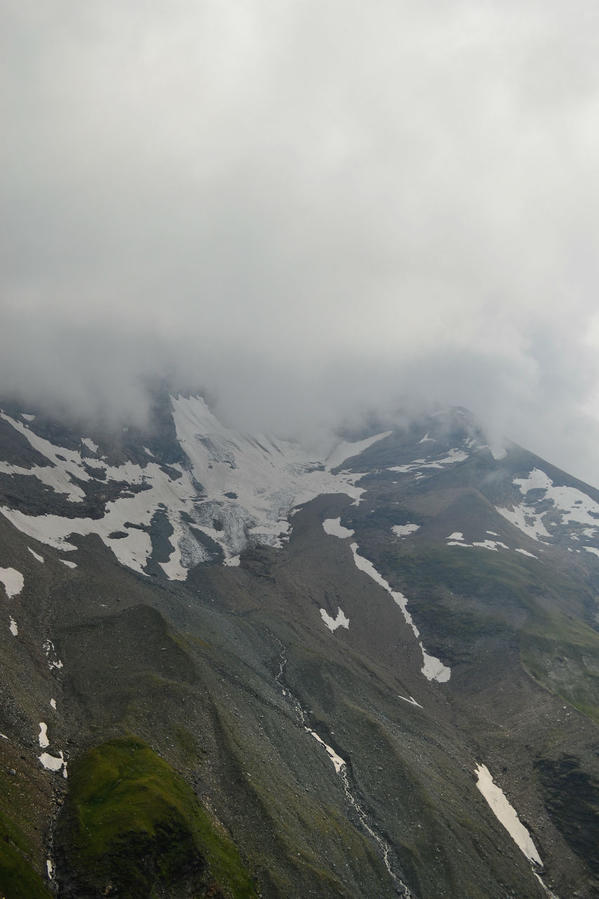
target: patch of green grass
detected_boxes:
[0,810,51,899]
[56,736,256,898]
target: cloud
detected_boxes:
[2,1,599,482]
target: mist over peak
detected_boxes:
[2,1,599,484]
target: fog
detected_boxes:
[2,2,599,483]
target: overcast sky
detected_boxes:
[2,2,599,482]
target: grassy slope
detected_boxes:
[55,736,256,898]
[0,808,51,899]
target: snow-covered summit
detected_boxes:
[0,395,392,579]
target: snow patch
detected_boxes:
[392,523,420,538]
[320,607,350,632]
[447,532,508,551]
[306,728,346,773]
[472,539,509,552]
[583,546,599,558]
[398,694,423,708]
[350,543,450,683]
[496,504,551,543]
[388,447,469,475]
[27,547,44,563]
[80,437,99,454]
[475,763,542,865]
[515,548,538,559]
[39,751,67,778]
[323,518,354,538]
[0,567,24,598]
[514,468,599,528]
[50,698,57,710]
[223,554,241,567]
[324,431,392,470]
[42,639,63,671]
[59,559,77,569]
[38,722,49,749]
[8,617,18,637]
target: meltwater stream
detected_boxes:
[274,644,412,897]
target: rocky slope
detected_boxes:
[1,395,598,897]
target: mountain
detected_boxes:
[1,393,598,897]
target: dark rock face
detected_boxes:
[536,755,599,878]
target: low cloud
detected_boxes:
[2,2,599,483]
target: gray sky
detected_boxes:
[2,2,599,483]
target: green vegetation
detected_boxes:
[56,736,256,898]
[0,754,52,899]
[0,810,51,899]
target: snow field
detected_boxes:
[0,567,24,598]
[475,763,542,866]
[350,543,450,683]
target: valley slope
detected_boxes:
[1,396,598,897]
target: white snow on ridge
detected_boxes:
[388,447,469,475]
[324,431,392,470]
[350,542,450,683]
[9,617,18,636]
[584,546,599,558]
[496,504,551,543]
[80,437,99,454]
[0,411,89,502]
[323,518,355,538]
[475,763,542,866]
[0,396,394,581]
[504,468,599,540]
[320,607,350,632]
[434,449,470,465]
[169,395,389,565]
[0,567,24,598]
